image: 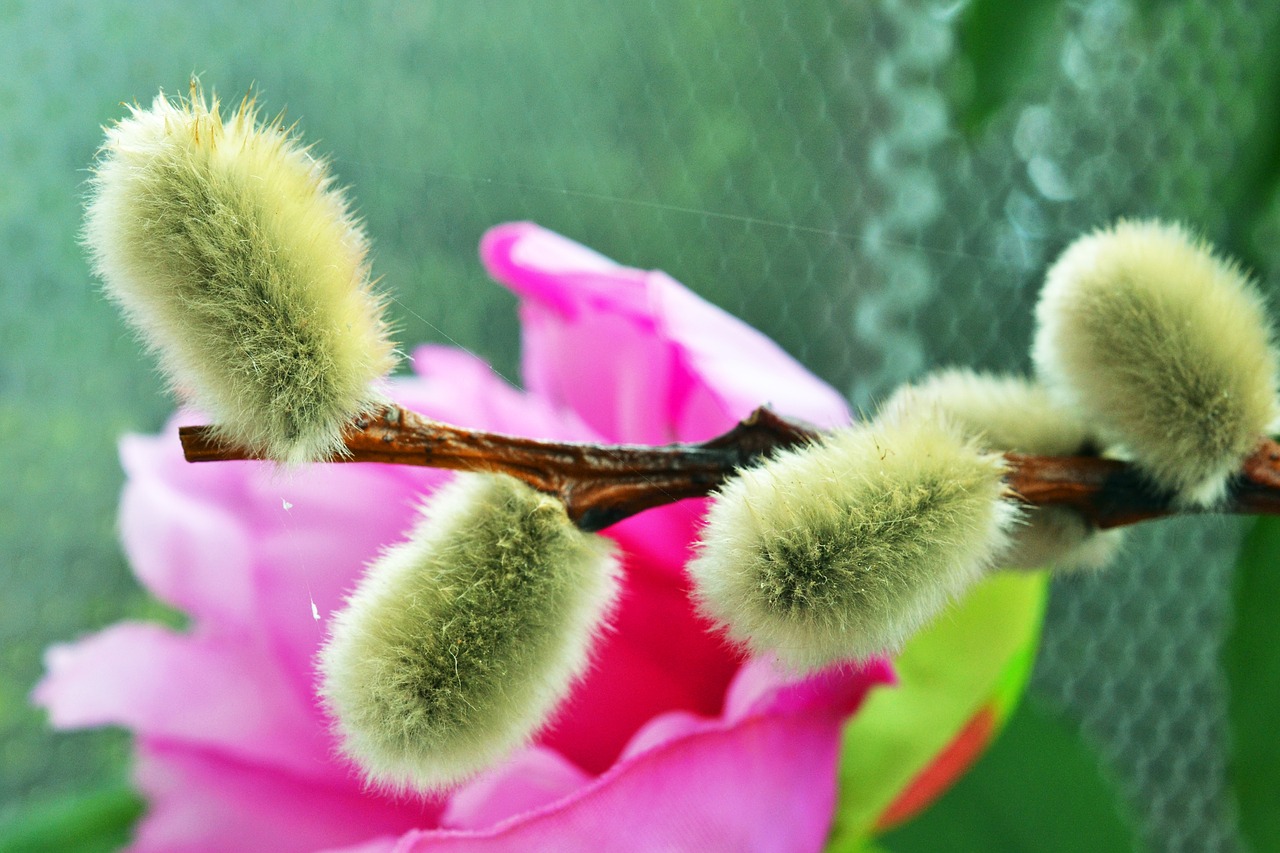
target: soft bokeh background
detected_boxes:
[3,1,1278,850]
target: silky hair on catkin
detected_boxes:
[689,418,1019,671]
[877,368,1094,457]
[878,368,1124,572]
[83,82,396,463]
[319,473,618,791]
[1033,220,1278,506]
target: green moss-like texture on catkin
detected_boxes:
[319,473,618,791]
[689,418,1018,670]
[879,368,1123,571]
[83,83,396,463]
[1033,220,1278,507]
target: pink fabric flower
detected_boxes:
[35,222,889,852]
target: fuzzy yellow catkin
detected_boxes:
[1033,220,1279,507]
[83,82,396,463]
[319,473,619,791]
[689,418,1019,671]
[878,368,1124,571]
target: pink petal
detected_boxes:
[119,357,603,706]
[605,496,708,584]
[241,463,447,701]
[408,345,599,443]
[129,739,438,853]
[320,842,400,853]
[384,663,889,853]
[440,747,590,830]
[620,657,894,763]
[121,420,442,700]
[520,300,679,444]
[481,222,851,444]
[724,656,897,722]
[245,354,601,695]
[33,623,336,784]
[535,532,739,772]
[119,414,439,613]
[119,429,258,631]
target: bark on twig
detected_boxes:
[178,404,1280,532]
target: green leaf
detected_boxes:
[955,0,1060,134]
[0,785,144,853]
[877,699,1137,853]
[827,571,1048,848]
[1224,517,1280,852]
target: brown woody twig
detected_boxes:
[179,404,1280,532]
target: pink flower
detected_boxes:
[35,222,893,852]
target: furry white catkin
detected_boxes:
[1033,220,1279,507]
[320,473,618,791]
[879,368,1124,571]
[689,418,1019,670]
[83,83,396,463]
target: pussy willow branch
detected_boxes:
[179,403,1280,533]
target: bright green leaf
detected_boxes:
[955,0,1060,134]
[827,570,1048,849]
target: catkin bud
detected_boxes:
[689,419,1018,670]
[319,473,618,791]
[1033,220,1278,506]
[878,369,1093,458]
[878,368,1123,571]
[83,82,396,463]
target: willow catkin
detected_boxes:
[689,418,1018,670]
[319,473,618,790]
[1033,220,1278,506]
[84,82,396,463]
[878,368,1123,571]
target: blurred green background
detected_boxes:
[3,1,1279,850]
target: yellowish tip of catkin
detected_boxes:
[878,368,1124,572]
[689,418,1018,671]
[83,81,396,463]
[319,474,618,791]
[1033,220,1278,507]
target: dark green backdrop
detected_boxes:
[3,2,1278,850]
